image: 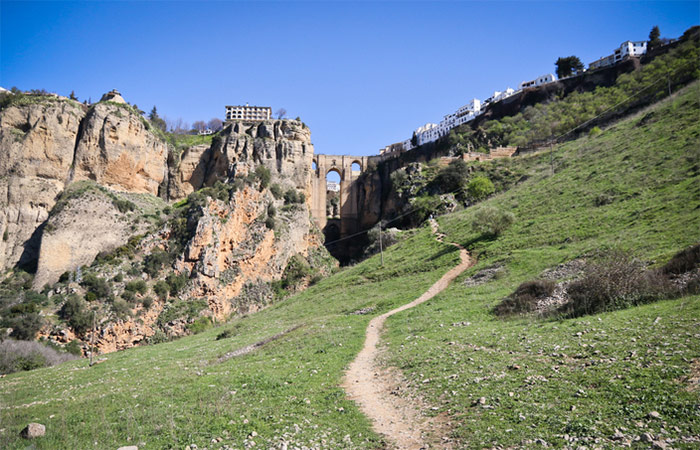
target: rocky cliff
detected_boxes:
[0,91,334,355]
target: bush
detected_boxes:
[661,243,700,275]
[561,250,674,318]
[270,183,283,199]
[80,274,112,299]
[284,188,305,205]
[187,316,212,334]
[112,299,131,318]
[216,329,234,340]
[121,289,135,303]
[471,206,515,237]
[165,273,188,296]
[124,279,148,295]
[255,165,271,189]
[467,176,495,201]
[265,216,276,230]
[431,159,469,193]
[59,295,93,335]
[113,273,124,283]
[153,280,170,300]
[7,313,44,340]
[141,296,154,309]
[0,339,79,374]
[143,249,171,277]
[64,340,82,356]
[589,126,602,137]
[493,280,556,316]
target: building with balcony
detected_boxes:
[225,103,272,122]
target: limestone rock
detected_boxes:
[71,102,168,195]
[0,99,86,272]
[20,422,45,439]
[32,183,150,290]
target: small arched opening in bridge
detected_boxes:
[326,169,341,219]
[312,160,318,173]
[351,161,362,177]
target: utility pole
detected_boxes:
[378,222,384,267]
[89,311,96,366]
[550,142,554,176]
[668,73,672,96]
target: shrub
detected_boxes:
[589,126,602,137]
[112,198,136,213]
[59,295,93,335]
[165,273,188,296]
[64,340,82,356]
[143,249,171,277]
[561,250,674,318]
[7,313,44,340]
[124,279,148,295]
[112,299,131,318]
[255,165,271,189]
[267,204,276,217]
[113,273,124,283]
[141,296,154,309]
[80,274,112,300]
[121,289,135,303]
[187,316,212,334]
[0,339,79,374]
[270,183,283,199]
[431,159,469,193]
[284,188,305,205]
[265,216,276,230]
[661,243,700,275]
[471,206,515,237]
[493,280,556,316]
[467,176,495,201]
[216,329,234,340]
[153,281,170,299]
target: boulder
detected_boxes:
[20,422,45,439]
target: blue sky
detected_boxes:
[1,1,698,156]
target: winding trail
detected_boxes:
[342,220,474,449]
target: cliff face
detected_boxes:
[71,102,168,195]
[0,98,169,274]
[0,93,333,355]
[168,120,313,200]
[0,100,86,272]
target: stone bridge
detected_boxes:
[310,154,371,243]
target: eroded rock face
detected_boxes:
[169,120,313,201]
[71,103,168,195]
[0,100,86,272]
[177,186,324,321]
[32,185,151,290]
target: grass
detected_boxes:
[1,79,698,450]
[0,227,459,449]
[381,82,700,447]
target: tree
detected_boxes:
[275,108,287,119]
[192,120,207,132]
[208,118,223,132]
[69,90,77,101]
[648,25,662,50]
[149,106,167,132]
[555,56,584,79]
[467,176,495,201]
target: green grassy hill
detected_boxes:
[1,83,699,449]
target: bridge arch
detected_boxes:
[311,154,371,235]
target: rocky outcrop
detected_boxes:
[31,183,151,290]
[0,99,86,272]
[177,185,326,321]
[168,120,313,200]
[71,102,168,195]
[0,96,169,273]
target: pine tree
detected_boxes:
[648,26,662,50]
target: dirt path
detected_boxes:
[342,220,473,449]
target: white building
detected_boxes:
[225,103,272,122]
[614,40,647,62]
[589,40,648,70]
[518,74,556,90]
